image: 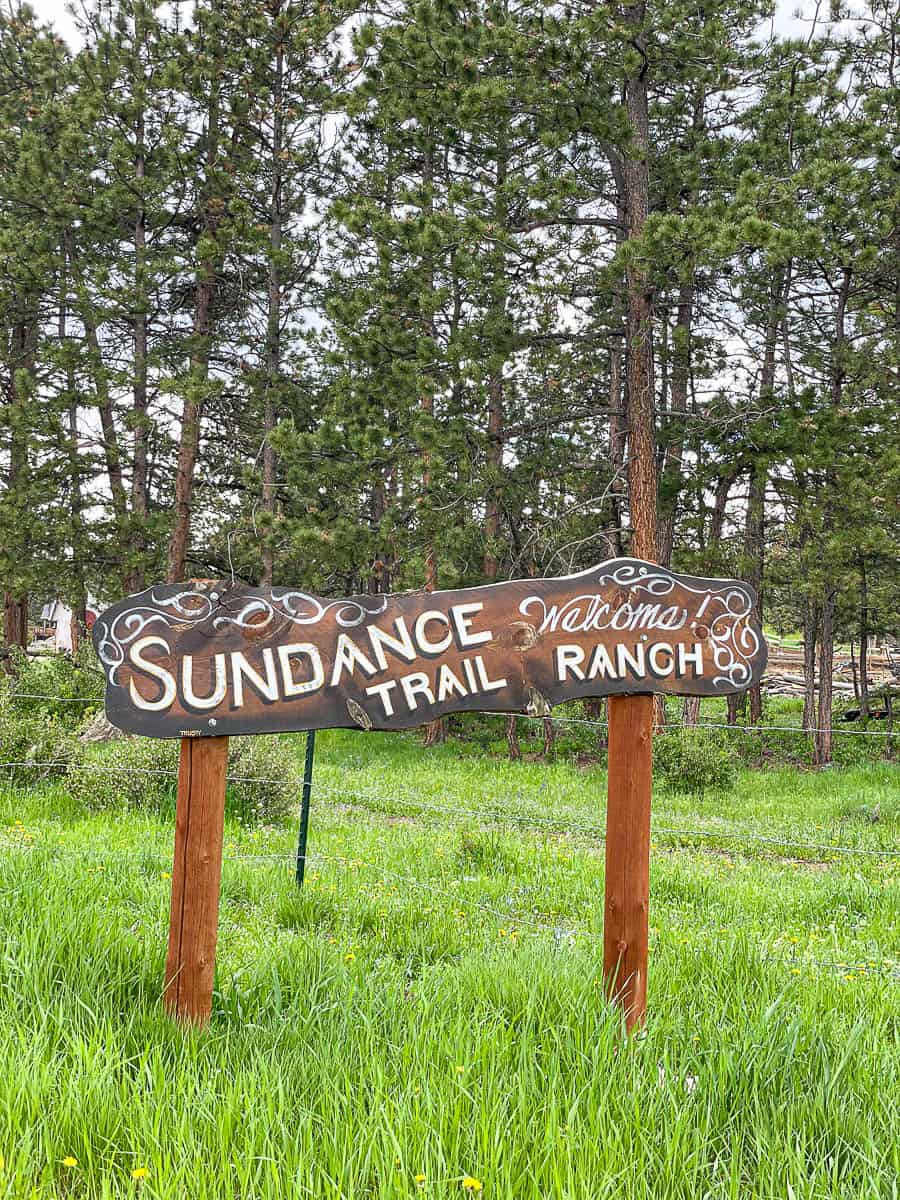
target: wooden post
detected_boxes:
[164,736,229,1026]
[604,693,653,1031]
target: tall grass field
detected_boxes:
[0,710,897,1199]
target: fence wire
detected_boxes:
[1,758,898,858]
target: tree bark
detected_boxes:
[261,9,284,587]
[814,592,835,766]
[802,597,819,735]
[484,371,504,580]
[506,714,522,760]
[622,44,657,563]
[167,44,222,583]
[657,278,693,566]
[607,344,625,557]
[3,319,33,652]
[3,594,28,651]
[129,10,150,593]
[858,555,869,719]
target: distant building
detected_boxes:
[34,598,99,654]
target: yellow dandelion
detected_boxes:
[455,1065,465,1074]
[344,952,356,963]
[461,1176,482,1192]
[415,1172,426,1185]
[62,1156,78,1168]
[131,1166,149,1181]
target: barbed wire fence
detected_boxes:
[1,691,898,987]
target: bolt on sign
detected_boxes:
[92,557,766,1030]
[94,558,766,739]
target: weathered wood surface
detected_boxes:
[605,694,653,1031]
[163,736,228,1026]
[94,557,766,739]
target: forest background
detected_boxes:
[1,0,898,767]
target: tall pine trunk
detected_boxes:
[129,7,150,592]
[622,29,657,564]
[857,554,869,718]
[167,46,221,584]
[743,268,781,724]
[421,137,444,747]
[802,595,819,735]
[813,267,851,766]
[3,319,33,652]
[814,593,835,766]
[260,14,284,588]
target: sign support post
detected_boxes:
[163,735,229,1026]
[604,693,654,1031]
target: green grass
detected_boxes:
[0,722,897,1199]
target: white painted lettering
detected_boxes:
[648,643,674,676]
[182,653,227,709]
[278,643,324,697]
[451,602,492,648]
[556,644,586,682]
[367,618,416,671]
[436,663,468,702]
[232,648,279,707]
[330,633,378,686]
[366,679,398,716]
[475,655,507,693]
[587,644,617,679]
[128,635,177,712]
[414,610,453,654]
[615,643,645,676]
[677,642,704,676]
[400,672,435,711]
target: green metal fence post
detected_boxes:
[296,730,316,886]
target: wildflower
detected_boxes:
[461,1176,482,1192]
[131,1167,149,1180]
[415,1172,426,1185]
[344,952,356,963]
[62,1157,78,1168]
[455,1065,465,1074]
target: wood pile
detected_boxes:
[762,645,898,698]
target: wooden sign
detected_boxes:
[93,558,766,739]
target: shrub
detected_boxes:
[1,644,103,730]
[66,737,180,813]
[0,694,79,785]
[66,733,299,826]
[227,735,300,826]
[653,729,739,796]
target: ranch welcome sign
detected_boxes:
[95,558,765,739]
[93,557,765,1030]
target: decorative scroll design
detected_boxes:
[95,584,388,686]
[519,561,760,690]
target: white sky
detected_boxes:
[28,0,822,48]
